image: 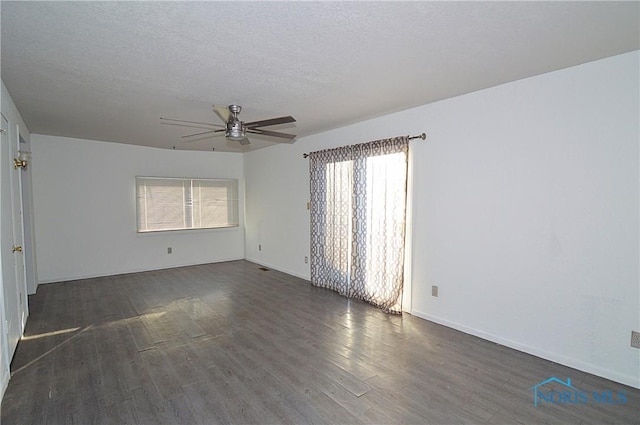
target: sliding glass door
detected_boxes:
[309,137,409,313]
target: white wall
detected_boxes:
[31,135,245,283]
[244,51,640,388]
[244,144,311,279]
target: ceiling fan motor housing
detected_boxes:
[226,120,246,141]
[226,104,246,140]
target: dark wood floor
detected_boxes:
[1,260,638,424]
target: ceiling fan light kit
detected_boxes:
[161,104,296,147]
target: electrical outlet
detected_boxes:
[258,244,262,251]
[167,247,172,254]
[304,256,308,264]
[432,285,438,297]
[631,331,640,349]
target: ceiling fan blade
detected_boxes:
[238,137,251,146]
[161,122,220,131]
[247,128,296,140]
[181,129,224,139]
[245,116,296,128]
[183,133,226,143]
[160,117,223,128]
[213,105,231,123]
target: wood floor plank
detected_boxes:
[130,383,173,424]
[315,378,373,420]
[3,260,640,425]
[179,380,225,425]
[308,391,364,425]
[171,305,208,339]
[139,346,184,401]
[125,316,156,352]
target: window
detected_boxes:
[136,177,239,232]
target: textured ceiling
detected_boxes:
[1,1,639,152]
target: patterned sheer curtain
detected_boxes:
[309,137,409,313]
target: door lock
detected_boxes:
[12,245,22,253]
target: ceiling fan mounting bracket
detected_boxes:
[229,104,242,115]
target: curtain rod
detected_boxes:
[302,132,426,158]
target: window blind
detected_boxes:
[136,177,239,232]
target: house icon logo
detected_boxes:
[529,377,577,407]
[529,376,628,407]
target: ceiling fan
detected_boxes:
[161,104,296,146]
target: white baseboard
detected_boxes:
[411,309,640,390]
[36,257,245,284]
[244,257,310,281]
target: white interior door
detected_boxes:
[1,114,26,361]
[11,126,28,330]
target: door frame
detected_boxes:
[0,115,9,399]
[17,133,36,295]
